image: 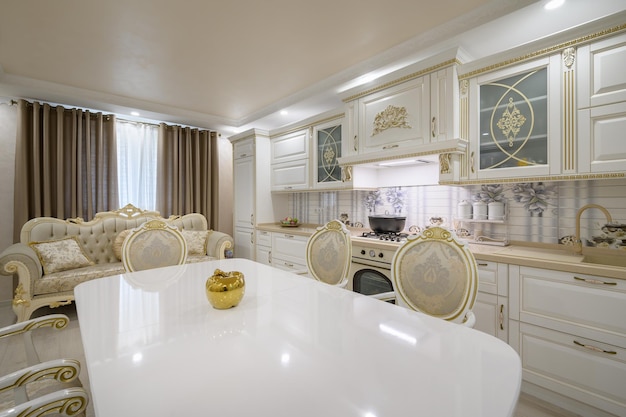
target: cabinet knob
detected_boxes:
[382,144,399,150]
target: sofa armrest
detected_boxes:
[206,231,234,259]
[0,243,43,304]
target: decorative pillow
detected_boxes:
[113,229,131,260]
[30,237,94,275]
[182,230,209,255]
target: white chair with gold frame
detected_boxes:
[0,314,89,416]
[391,227,478,327]
[121,219,188,272]
[305,220,352,288]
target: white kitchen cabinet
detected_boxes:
[356,76,430,154]
[578,102,626,173]
[509,265,626,417]
[230,129,286,260]
[255,230,272,266]
[577,32,626,175]
[577,32,626,109]
[313,117,352,190]
[473,261,508,342]
[271,232,308,273]
[271,128,310,191]
[466,54,562,180]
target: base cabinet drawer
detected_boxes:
[272,257,307,273]
[517,322,626,416]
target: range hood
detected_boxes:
[337,138,467,167]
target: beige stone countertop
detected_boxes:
[256,223,626,280]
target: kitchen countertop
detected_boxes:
[256,223,626,280]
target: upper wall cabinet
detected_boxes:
[337,49,466,168]
[312,118,351,190]
[271,129,310,192]
[577,32,626,174]
[464,54,562,180]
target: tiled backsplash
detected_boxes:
[288,178,626,245]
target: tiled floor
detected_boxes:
[0,303,581,417]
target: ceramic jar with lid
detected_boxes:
[457,200,472,219]
[472,201,488,220]
[488,201,505,220]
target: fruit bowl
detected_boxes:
[280,217,299,227]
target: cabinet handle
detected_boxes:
[353,135,358,152]
[431,117,436,138]
[268,250,272,264]
[573,276,617,285]
[478,263,488,267]
[239,153,248,158]
[250,232,254,244]
[284,186,293,190]
[250,214,254,226]
[573,340,617,355]
[382,144,399,150]
[470,151,475,174]
[499,304,504,330]
[284,262,294,268]
[284,234,294,238]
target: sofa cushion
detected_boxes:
[29,237,94,275]
[34,263,127,295]
[182,230,209,255]
[113,229,131,260]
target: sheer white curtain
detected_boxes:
[116,121,158,211]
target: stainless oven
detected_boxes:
[349,236,402,298]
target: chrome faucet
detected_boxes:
[574,204,613,253]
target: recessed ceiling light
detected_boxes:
[130,111,140,116]
[280,110,289,116]
[544,0,565,10]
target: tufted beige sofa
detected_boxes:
[0,204,234,322]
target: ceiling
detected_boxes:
[1,0,624,135]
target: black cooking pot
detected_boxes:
[368,215,406,233]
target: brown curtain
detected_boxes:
[13,100,118,242]
[157,124,219,228]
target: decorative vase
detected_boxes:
[206,269,245,309]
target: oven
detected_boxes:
[348,234,405,299]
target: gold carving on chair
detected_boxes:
[563,47,576,69]
[372,105,412,136]
[439,153,451,174]
[496,97,527,147]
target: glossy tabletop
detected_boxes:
[74,258,521,417]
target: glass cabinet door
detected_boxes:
[314,121,344,188]
[479,66,548,170]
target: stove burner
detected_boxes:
[360,231,409,242]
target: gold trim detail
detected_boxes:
[343,59,460,102]
[439,172,626,185]
[460,79,469,97]
[459,23,626,80]
[372,105,411,136]
[341,165,353,182]
[497,98,527,147]
[439,153,451,174]
[12,283,29,307]
[563,47,576,68]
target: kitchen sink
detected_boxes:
[581,254,626,268]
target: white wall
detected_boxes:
[0,103,16,302]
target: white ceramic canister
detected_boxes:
[472,201,488,220]
[488,201,505,220]
[457,200,472,219]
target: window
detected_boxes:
[116,121,158,210]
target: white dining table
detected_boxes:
[74,258,521,417]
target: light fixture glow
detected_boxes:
[132,352,143,363]
[130,111,140,116]
[280,110,289,116]
[544,0,565,10]
[281,353,290,365]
